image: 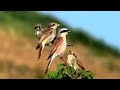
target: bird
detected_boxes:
[34,24,44,50]
[34,24,43,40]
[45,28,71,74]
[37,22,60,60]
[67,50,85,70]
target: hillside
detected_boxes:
[0,11,120,79]
[0,11,120,57]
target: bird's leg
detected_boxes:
[36,43,50,50]
[60,57,67,65]
[45,43,50,46]
[67,43,73,47]
[48,43,52,47]
[45,43,52,47]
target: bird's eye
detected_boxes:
[34,26,37,29]
[52,23,55,26]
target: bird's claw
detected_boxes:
[67,44,73,47]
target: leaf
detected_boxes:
[47,71,58,79]
[87,76,94,79]
[56,73,63,79]
[81,70,95,79]
[79,70,86,77]
[46,64,95,79]
[85,70,95,77]
[66,65,75,74]
[57,64,65,71]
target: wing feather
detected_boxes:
[47,37,63,60]
[39,28,53,43]
[37,43,43,60]
[76,59,85,70]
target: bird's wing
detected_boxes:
[39,28,53,43]
[76,59,85,70]
[47,37,63,60]
[50,34,57,44]
[36,43,40,50]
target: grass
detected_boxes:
[104,59,120,72]
[0,59,44,79]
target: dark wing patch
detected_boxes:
[38,43,43,60]
[36,43,40,50]
[47,48,57,60]
[76,60,85,70]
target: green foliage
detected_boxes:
[0,59,44,78]
[46,64,95,79]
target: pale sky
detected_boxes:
[40,11,120,49]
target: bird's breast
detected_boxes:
[36,31,42,39]
[43,34,55,44]
[56,39,67,55]
[50,34,55,42]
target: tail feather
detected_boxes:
[81,66,85,70]
[45,55,55,74]
[45,59,51,74]
[47,49,56,60]
[47,53,52,60]
[38,43,43,61]
[36,43,40,50]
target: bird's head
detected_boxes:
[48,22,60,29]
[67,50,77,60]
[58,28,71,36]
[34,24,43,32]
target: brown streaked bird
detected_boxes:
[34,24,43,40]
[34,24,44,50]
[37,22,60,60]
[45,28,71,74]
[67,50,85,70]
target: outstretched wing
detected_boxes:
[47,37,63,60]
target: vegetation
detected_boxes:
[45,64,95,79]
[0,11,120,57]
[0,59,44,79]
[104,59,120,72]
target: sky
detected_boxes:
[40,11,120,49]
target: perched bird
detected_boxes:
[37,22,60,60]
[45,28,71,74]
[34,24,44,50]
[34,24,43,40]
[67,50,85,70]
